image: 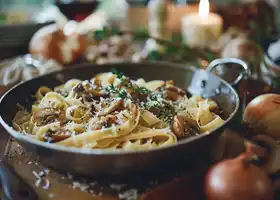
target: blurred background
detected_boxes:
[0,0,280,94]
[0,0,279,27]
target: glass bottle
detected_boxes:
[148,0,169,40]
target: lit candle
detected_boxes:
[181,0,223,49]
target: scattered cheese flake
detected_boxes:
[48,193,55,199]
[39,171,45,177]
[72,181,80,189]
[44,168,50,175]
[42,179,51,190]
[72,181,89,192]
[90,182,97,186]
[118,189,138,200]
[32,171,40,179]
[35,178,41,188]
[110,184,125,191]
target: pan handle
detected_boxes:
[206,58,251,86]
[0,160,39,200]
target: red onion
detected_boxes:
[205,150,274,200]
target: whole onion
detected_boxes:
[243,93,280,140]
[205,152,274,200]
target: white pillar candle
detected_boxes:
[181,0,223,49]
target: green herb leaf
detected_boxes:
[111,68,124,79]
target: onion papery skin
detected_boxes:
[205,155,274,200]
[243,93,280,140]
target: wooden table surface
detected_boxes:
[0,127,248,200]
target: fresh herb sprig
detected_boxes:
[106,84,127,99]
[143,92,176,123]
[111,68,124,79]
[108,69,176,122]
[135,86,151,96]
[109,69,152,97]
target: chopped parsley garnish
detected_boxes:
[135,86,152,96]
[111,68,124,79]
[108,69,152,98]
[108,70,176,123]
[106,84,127,98]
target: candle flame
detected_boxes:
[199,0,209,20]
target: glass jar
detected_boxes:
[261,38,280,90]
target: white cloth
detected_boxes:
[0,56,62,87]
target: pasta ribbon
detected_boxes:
[12,71,226,151]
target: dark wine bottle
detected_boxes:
[54,0,100,22]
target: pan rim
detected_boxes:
[0,61,239,156]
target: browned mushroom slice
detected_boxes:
[51,129,72,142]
[74,82,109,101]
[165,85,186,101]
[171,115,200,139]
[73,83,85,93]
[33,108,61,126]
[42,129,72,143]
[97,99,123,116]
[87,89,109,98]
[210,106,223,117]
[92,75,102,87]
[91,115,117,130]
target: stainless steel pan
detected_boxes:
[0,58,249,178]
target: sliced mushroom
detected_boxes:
[51,129,72,142]
[97,99,123,116]
[210,106,223,118]
[92,115,117,130]
[171,115,200,139]
[42,129,71,143]
[74,82,109,100]
[33,108,61,126]
[87,89,109,98]
[165,85,186,101]
[73,83,85,93]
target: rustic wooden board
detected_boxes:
[0,128,246,200]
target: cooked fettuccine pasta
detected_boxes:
[12,70,225,151]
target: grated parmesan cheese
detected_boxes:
[35,178,41,188]
[38,171,45,177]
[72,181,90,192]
